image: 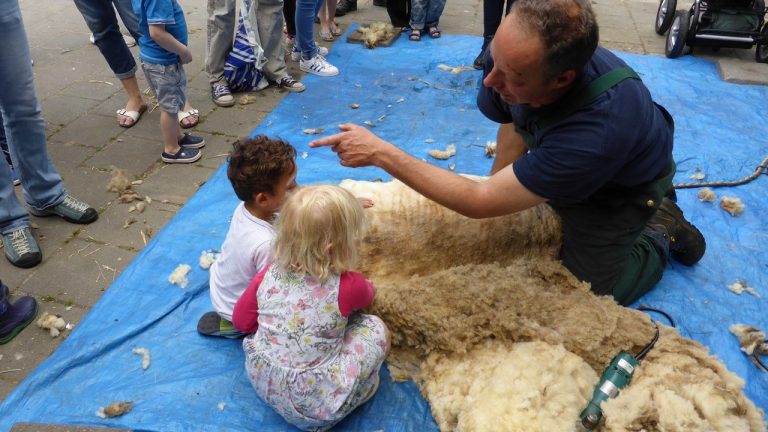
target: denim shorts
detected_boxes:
[141,61,187,114]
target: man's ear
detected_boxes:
[553,69,577,89]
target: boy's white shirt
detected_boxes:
[209,202,275,321]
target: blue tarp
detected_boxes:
[0,30,766,430]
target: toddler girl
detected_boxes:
[233,185,389,431]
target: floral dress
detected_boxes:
[243,265,388,431]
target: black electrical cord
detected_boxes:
[633,306,676,361]
[637,306,676,328]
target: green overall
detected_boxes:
[516,67,675,306]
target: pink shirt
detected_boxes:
[232,267,375,333]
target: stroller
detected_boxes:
[654,0,768,62]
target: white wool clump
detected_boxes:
[727,280,760,297]
[199,250,221,270]
[168,264,192,288]
[698,188,716,202]
[422,341,598,432]
[728,280,747,294]
[485,141,497,158]
[36,312,67,337]
[133,347,151,370]
[720,196,745,216]
[602,354,755,432]
[428,144,456,160]
[730,324,766,356]
[96,401,133,418]
[218,402,226,411]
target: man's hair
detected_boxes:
[273,185,366,283]
[511,0,599,79]
[227,135,296,203]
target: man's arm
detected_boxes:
[490,123,527,175]
[310,124,546,219]
[148,24,192,64]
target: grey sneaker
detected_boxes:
[211,81,235,107]
[29,194,98,224]
[2,226,42,268]
[277,76,306,93]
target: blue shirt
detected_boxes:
[477,46,673,205]
[132,0,188,65]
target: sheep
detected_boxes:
[340,178,765,432]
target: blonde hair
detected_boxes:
[274,185,366,282]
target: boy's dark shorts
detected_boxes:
[141,61,187,114]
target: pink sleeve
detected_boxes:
[232,267,268,333]
[338,271,375,318]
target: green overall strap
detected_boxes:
[537,67,641,131]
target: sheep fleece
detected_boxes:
[341,178,765,432]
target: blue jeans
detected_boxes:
[0,0,66,234]
[410,0,446,30]
[295,0,323,59]
[73,0,140,79]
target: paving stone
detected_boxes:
[21,240,136,309]
[197,104,270,136]
[130,163,216,205]
[78,199,179,251]
[84,134,165,176]
[46,139,98,175]
[40,95,102,134]
[48,114,118,149]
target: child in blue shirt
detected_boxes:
[132,0,204,163]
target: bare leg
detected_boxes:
[117,75,146,126]
[318,0,331,38]
[160,111,181,154]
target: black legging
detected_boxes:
[482,0,514,47]
[284,0,297,36]
[386,0,410,28]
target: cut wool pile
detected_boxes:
[341,178,766,432]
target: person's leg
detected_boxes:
[254,0,304,91]
[73,0,145,124]
[0,2,64,213]
[474,0,504,68]
[318,0,332,40]
[111,0,141,40]
[425,0,446,34]
[284,0,297,37]
[206,0,237,106]
[386,0,411,29]
[0,0,96,267]
[409,0,427,33]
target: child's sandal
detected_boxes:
[409,29,421,41]
[429,27,441,38]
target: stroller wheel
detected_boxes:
[756,24,768,63]
[655,0,677,35]
[666,10,691,58]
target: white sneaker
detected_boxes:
[291,45,328,62]
[300,54,339,77]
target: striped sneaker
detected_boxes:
[300,54,339,77]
